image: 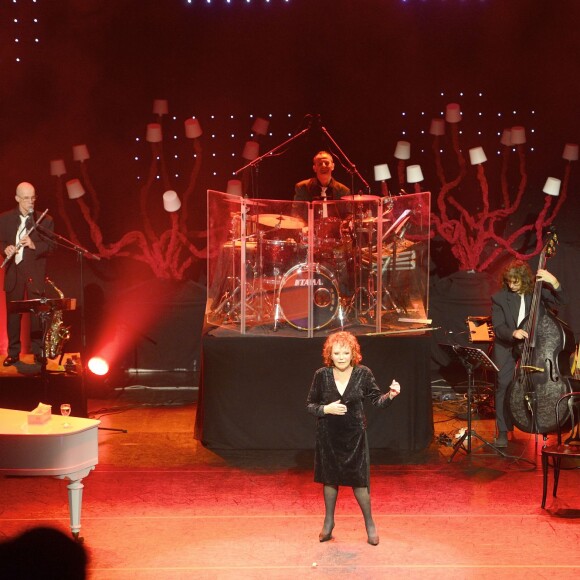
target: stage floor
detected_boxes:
[1,395,579,578]
[0,353,80,376]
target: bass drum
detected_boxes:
[279,263,339,330]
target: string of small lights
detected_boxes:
[129,95,538,186]
[5,0,40,64]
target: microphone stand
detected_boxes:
[36,225,126,433]
[233,126,310,199]
[319,123,371,194]
[233,114,371,196]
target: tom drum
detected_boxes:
[262,239,298,278]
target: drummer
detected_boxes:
[294,151,355,296]
[294,151,351,203]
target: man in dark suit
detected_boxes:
[491,260,566,447]
[0,182,54,366]
[294,151,351,202]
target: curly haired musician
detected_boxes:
[491,260,566,447]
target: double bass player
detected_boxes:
[491,260,567,447]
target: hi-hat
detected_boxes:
[343,194,380,201]
[254,214,305,229]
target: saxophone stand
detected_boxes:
[35,226,126,434]
[7,296,76,401]
[439,343,507,462]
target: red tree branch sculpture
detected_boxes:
[50,103,209,280]
[400,104,576,271]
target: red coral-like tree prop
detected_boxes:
[395,104,575,272]
[49,102,207,280]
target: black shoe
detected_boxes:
[494,432,508,448]
[3,356,19,367]
[319,524,334,542]
[367,535,380,546]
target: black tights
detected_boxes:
[321,484,376,536]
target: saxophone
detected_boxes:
[44,278,71,359]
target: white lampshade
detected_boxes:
[72,144,90,162]
[562,143,579,161]
[146,123,162,143]
[394,141,411,160]
[226,179,243,197]
[406,164,424,183]
[429,118,445,136]
[163,190,181,212]
[543,177,561,197]
[242,140,259,161]
[185,117,203,139]
[374,164,391,181]
[469,146,487,165]
[50,159,66,177]
[445,103,461,123]
[252,117,269,136]
[511,126,526,145]
[500,129,512,146]
[66,179,85,200]
[153,99,169,116]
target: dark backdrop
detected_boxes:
[1,0,579,362]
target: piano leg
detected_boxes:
[55,466,94,542]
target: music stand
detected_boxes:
[439,343,506,462]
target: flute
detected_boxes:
[1,208,49,269]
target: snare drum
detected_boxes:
[278,263,339,330]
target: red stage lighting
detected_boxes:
[88,357,110,376]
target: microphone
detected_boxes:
[25,207,35,228]
[447,329,468,336]
[305,114,321,129]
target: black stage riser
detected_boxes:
[195,334,433,450]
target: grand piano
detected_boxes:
[0,408,100,540]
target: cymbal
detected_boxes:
[343,194,380,201]
[362,216,392,224]
[254,214,305,229]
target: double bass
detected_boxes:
[507,230,575,434]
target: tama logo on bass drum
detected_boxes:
[293,277,325,287]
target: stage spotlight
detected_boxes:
[88,357,110,376]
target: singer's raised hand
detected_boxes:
[389,380,401,399]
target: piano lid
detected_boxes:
[0,408,100,476]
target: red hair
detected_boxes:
[322,331,362,367]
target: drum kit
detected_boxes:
[211,195,412,331]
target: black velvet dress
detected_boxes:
[306,365,393,487]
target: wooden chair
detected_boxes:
[541,391,580,509]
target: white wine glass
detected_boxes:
[60,403,72,428]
